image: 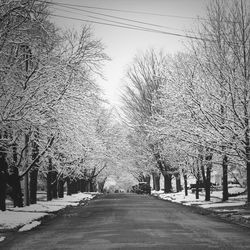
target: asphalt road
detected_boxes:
[1,193,250,250]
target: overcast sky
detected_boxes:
[49,0,209,109]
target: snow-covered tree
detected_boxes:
[185,0,250,201]
[0,0,110,209]
[121,49,178,192]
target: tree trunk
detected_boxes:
[205,152,213,202]
[51,170,58,199]
[155,174,160,191]
[152,172,160,191]
[0,178,7,211]
[10,168,23,207]
[195,180,200,199]
[201,156,212,202]
[85,180,89,192]
[248,160,250,203]
[89,179,96,192]
[184,174,188,196]
[77,179,81,192]
[66,178,72,196]
[245,127,250,203]
[90,181,94,192]
[205,166,211,201]
[47,158,52,201]
[11,144,23,207]
[163,173,172,193]
[0,154,8,211]
[80,179,87,192]
[98,177,107,193]
[196,168,200,199]
[70,180,77,194]
[24,134,30,206]
[30,132,39,204]
[58,177,64,198]
[29,168,38,204]
[175,173,181,192]
[222,154,228,201]
[24,174,30,206]
[145,175,151,186]
[152,173,156,190]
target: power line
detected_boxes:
[44,1,238,26]
[47,12,160,32]
[48,12,171,34]
[43,2,203,40]
[52,5,196,35]
[42,0,205,21]
[47,12,204,41]
[50,3,196,34]
[52,7,162,32]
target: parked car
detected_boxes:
[131,182,151,194]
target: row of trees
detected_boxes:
[0,0,121,211]
[122,0,250,202]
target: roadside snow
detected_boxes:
[8,203,66,212]
[0,192,96,231]
[0,236,6,242]
[156,190,221,205]
[200,201,246,209]
[153,187,247,210]
[63,193,94,202]
[18,221,41,232]
[0,211,47,230]
[228,187,246,194]
[242,215,250,219]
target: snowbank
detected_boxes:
[0,211,48,230]
[0,236,6,242]
[18,221,41,232]
[0,192,96,232]
[153,187,247,209]
[200,201,246,209]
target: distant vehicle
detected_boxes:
[131,182,151,194]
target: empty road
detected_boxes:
[1,193,250,249]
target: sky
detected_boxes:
[48,0,209,110]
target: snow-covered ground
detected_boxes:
[152,187,247,205]
[152,186,247,207]
[0,192,96,235]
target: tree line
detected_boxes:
[0,0,121,211]
[122,0,250,203]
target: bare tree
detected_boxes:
[187,0,250,202]
[122,49,176,193]
[0,1,110,208]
